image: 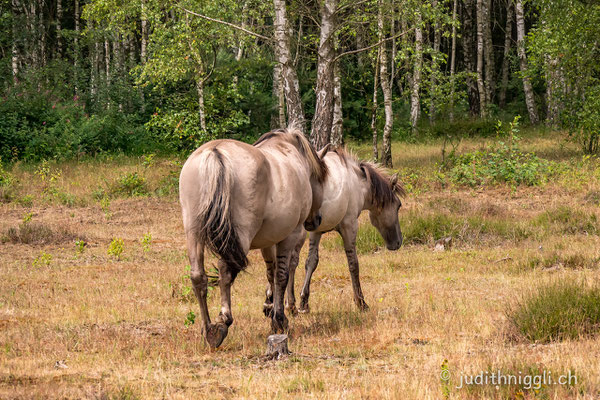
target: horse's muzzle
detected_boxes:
[304,213,322,231]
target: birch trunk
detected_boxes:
[331,35,343,147]
[410,10,423,131]
[274,0,305,133]
[429,0,441,124]
[11,0,19,85]
[499,0,513,107]
[546,56,561,127]
[271,63,286,128]
[483,0,494,104]
[141,0,148,62]
[379,0,393,167]
[371,47,380,161]
[196,78,207,132]
[461,0,479,116]
[310,0,337,150]
[449,0,458,121]
[515,0,539,124]
[476,0,488,118]
[56,0,62,56]
[74,0,79,93]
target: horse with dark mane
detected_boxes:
[179,129,327,348]
[262,146,405,316]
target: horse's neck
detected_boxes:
[350,163,374,212]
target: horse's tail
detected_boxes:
[193,148,247,276]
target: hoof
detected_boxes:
[286,304,298,316]
[356,300,370,312]
[298,301,310,314]
[263,302,274,318]
[271,313,289,333]
[205,323,229,349]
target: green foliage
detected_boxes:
[534,206,599,235]
[109,172,148,197]
[184,310,196,327]
[107,238,125,260]
[446,117,552,186]
[0,157,17,202]
[140,233,152,252]
[508,281,600,342]
[75,239,86,254]
[32,251,53,268]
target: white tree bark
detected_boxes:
[429,0,441,124]
[371,47,380,161]
[331,34,343,147]
[56,0,62,56]
[74,0,79,93]
[410,10,423,130]
[476,0,488,117]
[271,63,286,128]
[274,0,305,133]
[310,0,337,150]
[196,78,207,132]
[483,0,494,105]
[379,0,393,167]
[515,0,539,124]
[449,0,458,121]
[141,0,148,62]
[11,0,19,85]
[499,0,513,108]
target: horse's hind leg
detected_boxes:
[271,228,302,333]
[298,232,322,313]
[261,246,275,318]
[186,233,225,348]
[285,231,306,316]
[339,221,369,311]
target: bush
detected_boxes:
[508,281,600,342]
[111,172,148,197]
[0,158,17,202]
[534,206,599,235]
[446,117,553,187]
[2,222,79,245]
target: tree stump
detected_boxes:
[434,236,453,252]
[265,334,290,360]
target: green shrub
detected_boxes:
[508,280,600,342]
[0,158,17,202]
[534,206,599,235]
[446,117,553,187]
[108,238,125,260]
[110,172,148,197]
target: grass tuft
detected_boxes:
[507,280,600,342]
[2,222,79,245]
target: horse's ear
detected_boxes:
[317,143,331,159]
[390,173,398,186]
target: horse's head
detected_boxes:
[303,143,329,231]
[362,164,405,250]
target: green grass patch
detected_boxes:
[507,280,600,342]
[534,206,599,235]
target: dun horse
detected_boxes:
[179,129,327,348]
[263,146,405,316]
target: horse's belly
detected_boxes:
[249,209,305,249]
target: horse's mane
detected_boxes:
[253,129,328,183]
[322,146,406,209]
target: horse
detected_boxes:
[179,129,328,348]
[262,146,405,316]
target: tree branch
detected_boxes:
[333,27,415,63]
[178,5,271,41]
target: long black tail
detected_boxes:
[193,148,247,276]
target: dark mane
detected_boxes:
[359,162,406,209]
[253,128,328,183]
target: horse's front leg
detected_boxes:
[298,232,323,313]
[272,231,300,333]
[339,221,369,311]
[261,246,276,318]
[285,231,306,316]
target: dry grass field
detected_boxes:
[2,131,600,399]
